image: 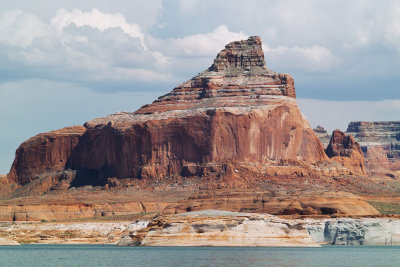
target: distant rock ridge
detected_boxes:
[314,122,400,174]
[346,121,400,172]
[314,125,327,134]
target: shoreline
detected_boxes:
[3,210,400,247]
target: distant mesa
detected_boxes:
[313,125,327,134]
[346,121,400,172]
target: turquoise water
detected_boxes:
[1,245,400,267]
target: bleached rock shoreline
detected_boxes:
[0,238,20,245]
[0,221,149,245]
[2,211,400,246]
[118,211,400,247]
[306,218,400,245]
[118,210,318,247]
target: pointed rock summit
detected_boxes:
[9,36,328,189]
[134,36,295,116]
[209,36,269,73]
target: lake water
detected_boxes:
[1,245,399,267]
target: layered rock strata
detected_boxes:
[0,220,150,245]
[4,213,400,246]
[163,191,378,216]
[346,121,400,171]
[8,36,328,187]
[0,238,20,245]
[119,210,400,247]
[0,189,189,221]
[325,130,366,175]
[119,210,318,247]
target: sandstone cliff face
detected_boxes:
[8,36,328,187]
[346,121,400,172]
[325,130,366,175]
[8,126,86,185]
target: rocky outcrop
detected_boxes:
[8,36,328,188]
[325,130,366,175]
[0,238,20,246]
[0,189,190,221]
[164,191,379,216]
[0,220,150,245]
[119,210,318,247]
[121,211,400,247]
[306,218,400,245]
[4,212,400,246]
[0,175,18,198]
[346,121,400,172]
[0,202,165,222]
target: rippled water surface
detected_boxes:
[1,245,400,267]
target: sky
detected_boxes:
[1,0,400,173]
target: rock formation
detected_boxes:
[0,238,20,246]
[0,189,189,221]
[307,218,400,245]
[346,121,400,172]
[7,36,329,188]
[325,130,366,175]
[164,190,378,216]
[0,220,150,245]
[119,210,318,247]
[120,210,400,247]
[4,211,400,246]
[0,174,17,198]
[314,122,400,176]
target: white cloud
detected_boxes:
[178,0,200,13]
[51,8,146,49]
[0,8,170,85]
[383,3,400,51]
[154,25,248,57]
[0,9,49,48]
[264,44,337,73]
[51,8,169,65]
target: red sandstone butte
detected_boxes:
[8,36,329,186]
[325,129,366,175]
